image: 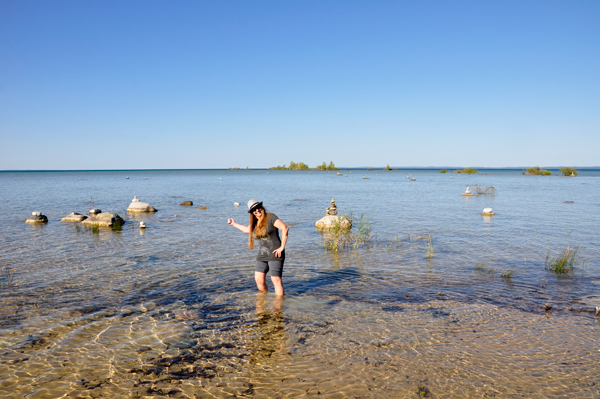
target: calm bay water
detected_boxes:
[1,169,599,398]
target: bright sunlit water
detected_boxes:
[1,169,599,398]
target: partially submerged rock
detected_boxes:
[316,215,352,230]
[461,187,474,196]
[26,212,48,224]
[315,199,351,230]
[127,196,157,213]
[82,212,125,227]
[180,201,193,206]
[61,212,88,222]
[481,208,495,216]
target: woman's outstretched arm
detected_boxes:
[228,218,250,234]
[273,219,289,257]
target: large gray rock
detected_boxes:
[82,212,125,227]
[61,212,88,222]
[26,212,48,224]
[127,196,157,213]
[315,215,352,230]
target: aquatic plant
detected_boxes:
[472,184,497,195]
[384,164,392,170]
[475,263,494,274]
[426,235,433,259]
[323,212,373,253]
[545,246,580,274]
[559,167,578,176]
[1,266,17,289]
[440,169,447,173]
[501,269,515,279]
[525,166,552,175]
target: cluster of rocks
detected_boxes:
[26,196,160,228]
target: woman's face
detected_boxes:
[252,207,263,218]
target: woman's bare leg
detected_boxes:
[254,272,268,292]
[270,276,285,297]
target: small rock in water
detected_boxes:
[180,201,193,206]
[481,208,495,216]
[61,212,88,222]
[563,201,574,203]
[198,206,207,210]
[127,196,157,213]
[82,212,125,227]
[26,212,48,224]
[233,202,240,206]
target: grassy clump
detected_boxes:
[455,168,477,174]
[501,269,515,279]
[525,166,552,175]
[1,266,17,289]
[545,246,580,274]
[472,184,497,195]
[426,235,433,259]
[384,164,392,170]
[440,169,447,173]
[475,263,494,274]
[323,213,372,253]
[559,167,578,176]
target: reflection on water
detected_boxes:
[249,294,287,365]
[1,169,600,397]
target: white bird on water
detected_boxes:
[234,202,240,206]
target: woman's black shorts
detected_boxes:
[255,260,284,277]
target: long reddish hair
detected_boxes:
[248,207,269,249]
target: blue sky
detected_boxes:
[1,1,599,170]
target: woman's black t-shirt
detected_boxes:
[255,213,284,262]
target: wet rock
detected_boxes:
[127,196,157,213]
[180,201,193,206]
[82,212,125,227]
[26,212,48,224]
[61,212,88,222]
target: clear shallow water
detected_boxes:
[1,169,599,398]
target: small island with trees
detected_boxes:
[269,161,339,171]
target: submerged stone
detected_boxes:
[61,212,88,222]
[82,212,125,227]
[127,196,157,213]
[180,201,193,206]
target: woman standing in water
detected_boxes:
[228,199,289,297]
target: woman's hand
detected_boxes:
[227,218,234,225]
[273,246,284,257]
